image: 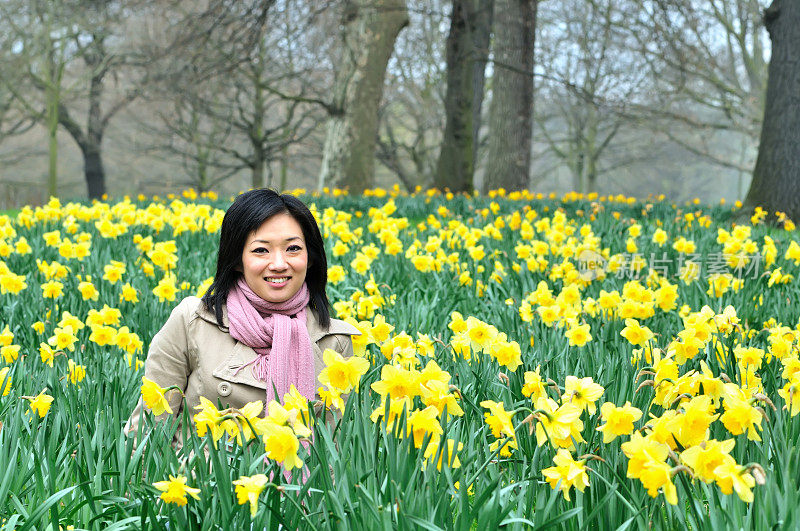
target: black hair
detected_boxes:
[202,188,331,329]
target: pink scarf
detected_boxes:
[226,278,315,403]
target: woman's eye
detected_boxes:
[253,247,268,254]
[288,245,302,252]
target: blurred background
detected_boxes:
[0,1,772,207]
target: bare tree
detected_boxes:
[318,0,410,192]
[0,74,36,165]
[139,0,330,191]
[1,0,145,199]
[744,0,800,220]
[626,0,769,177]
[376,0,448,190]
[1,0,72,196]
[534,0,648,193]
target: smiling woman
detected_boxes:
[125,189,360,448]
[240,213,309,304]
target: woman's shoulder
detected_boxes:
[171,295,204,315]
[307,309,361,341]
[327,317,361,337]
[167,296,219,324]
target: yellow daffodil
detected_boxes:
[194,397,226,443]
[27,391,54,418]
[521,367,546,402]
[405,406,443,448]
[152,475,201,506]
[620,318,654,347]
[120,283,139,303]
[78,279,99,301]
[262,423,303,471]
[0,325,13,346]
[420,380,463,419]
[423,438,463,470]
[318,348,370,394]
[0,367,10,396]
[680,439,736,483]
[141,377,173,416]
[597,401,642,443]
[40,280,64,299]
[713,462,756,503]
[720,396,763,441]
[371,364,420,400]
[39,343,55,367]
[67,359,86,385]
[565,322,592,348]
[480,400,515,439]
[233,474,269,517]
[1,345,19,364]
[562,376,604,415]
[542,449,590,501]
[534,397,584,449]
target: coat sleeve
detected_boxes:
[335,334,354,358]
[124,298,194,449]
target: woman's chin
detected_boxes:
[258,283,300,303]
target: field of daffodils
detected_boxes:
[1,187,799,529]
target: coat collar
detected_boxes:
[194,299,360,343]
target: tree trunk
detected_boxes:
[483,0,535,193]
[251,158,265,189]
[470,0,494,170]
[83,144,106,199]
[586,155,598,194]
[252,55,266,190]
[251,108,266,190]
[83,70,106,199]
[43,27,65,200]
[436,0,494,193]
[46,89,58,199]
[318,0,409,193]
[279,145,288,191]
[743,0,800,220]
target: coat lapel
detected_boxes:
[211,341,268,390]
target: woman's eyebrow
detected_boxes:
[251,236,303,244]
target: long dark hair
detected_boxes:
[202,189,330,328]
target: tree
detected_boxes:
[139,0,329,191]
[146,78,238,193]
[744,0,800,220]
[1,0,142,199]
[376,0,448,191]
[434,0,493,193]
[0,49,36,164]
[483,0,536,193]
[317,0,409,192]
[627,0,769,179]
[0,0,72,197]
[533,0,647,194]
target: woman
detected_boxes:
[125,189,359,448]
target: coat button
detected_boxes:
[218,382,232,397]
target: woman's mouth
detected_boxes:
[264,277,290,285]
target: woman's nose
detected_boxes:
[268,252,287,270]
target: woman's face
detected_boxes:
[240,212,308,303]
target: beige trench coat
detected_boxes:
[124,296,359,447]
